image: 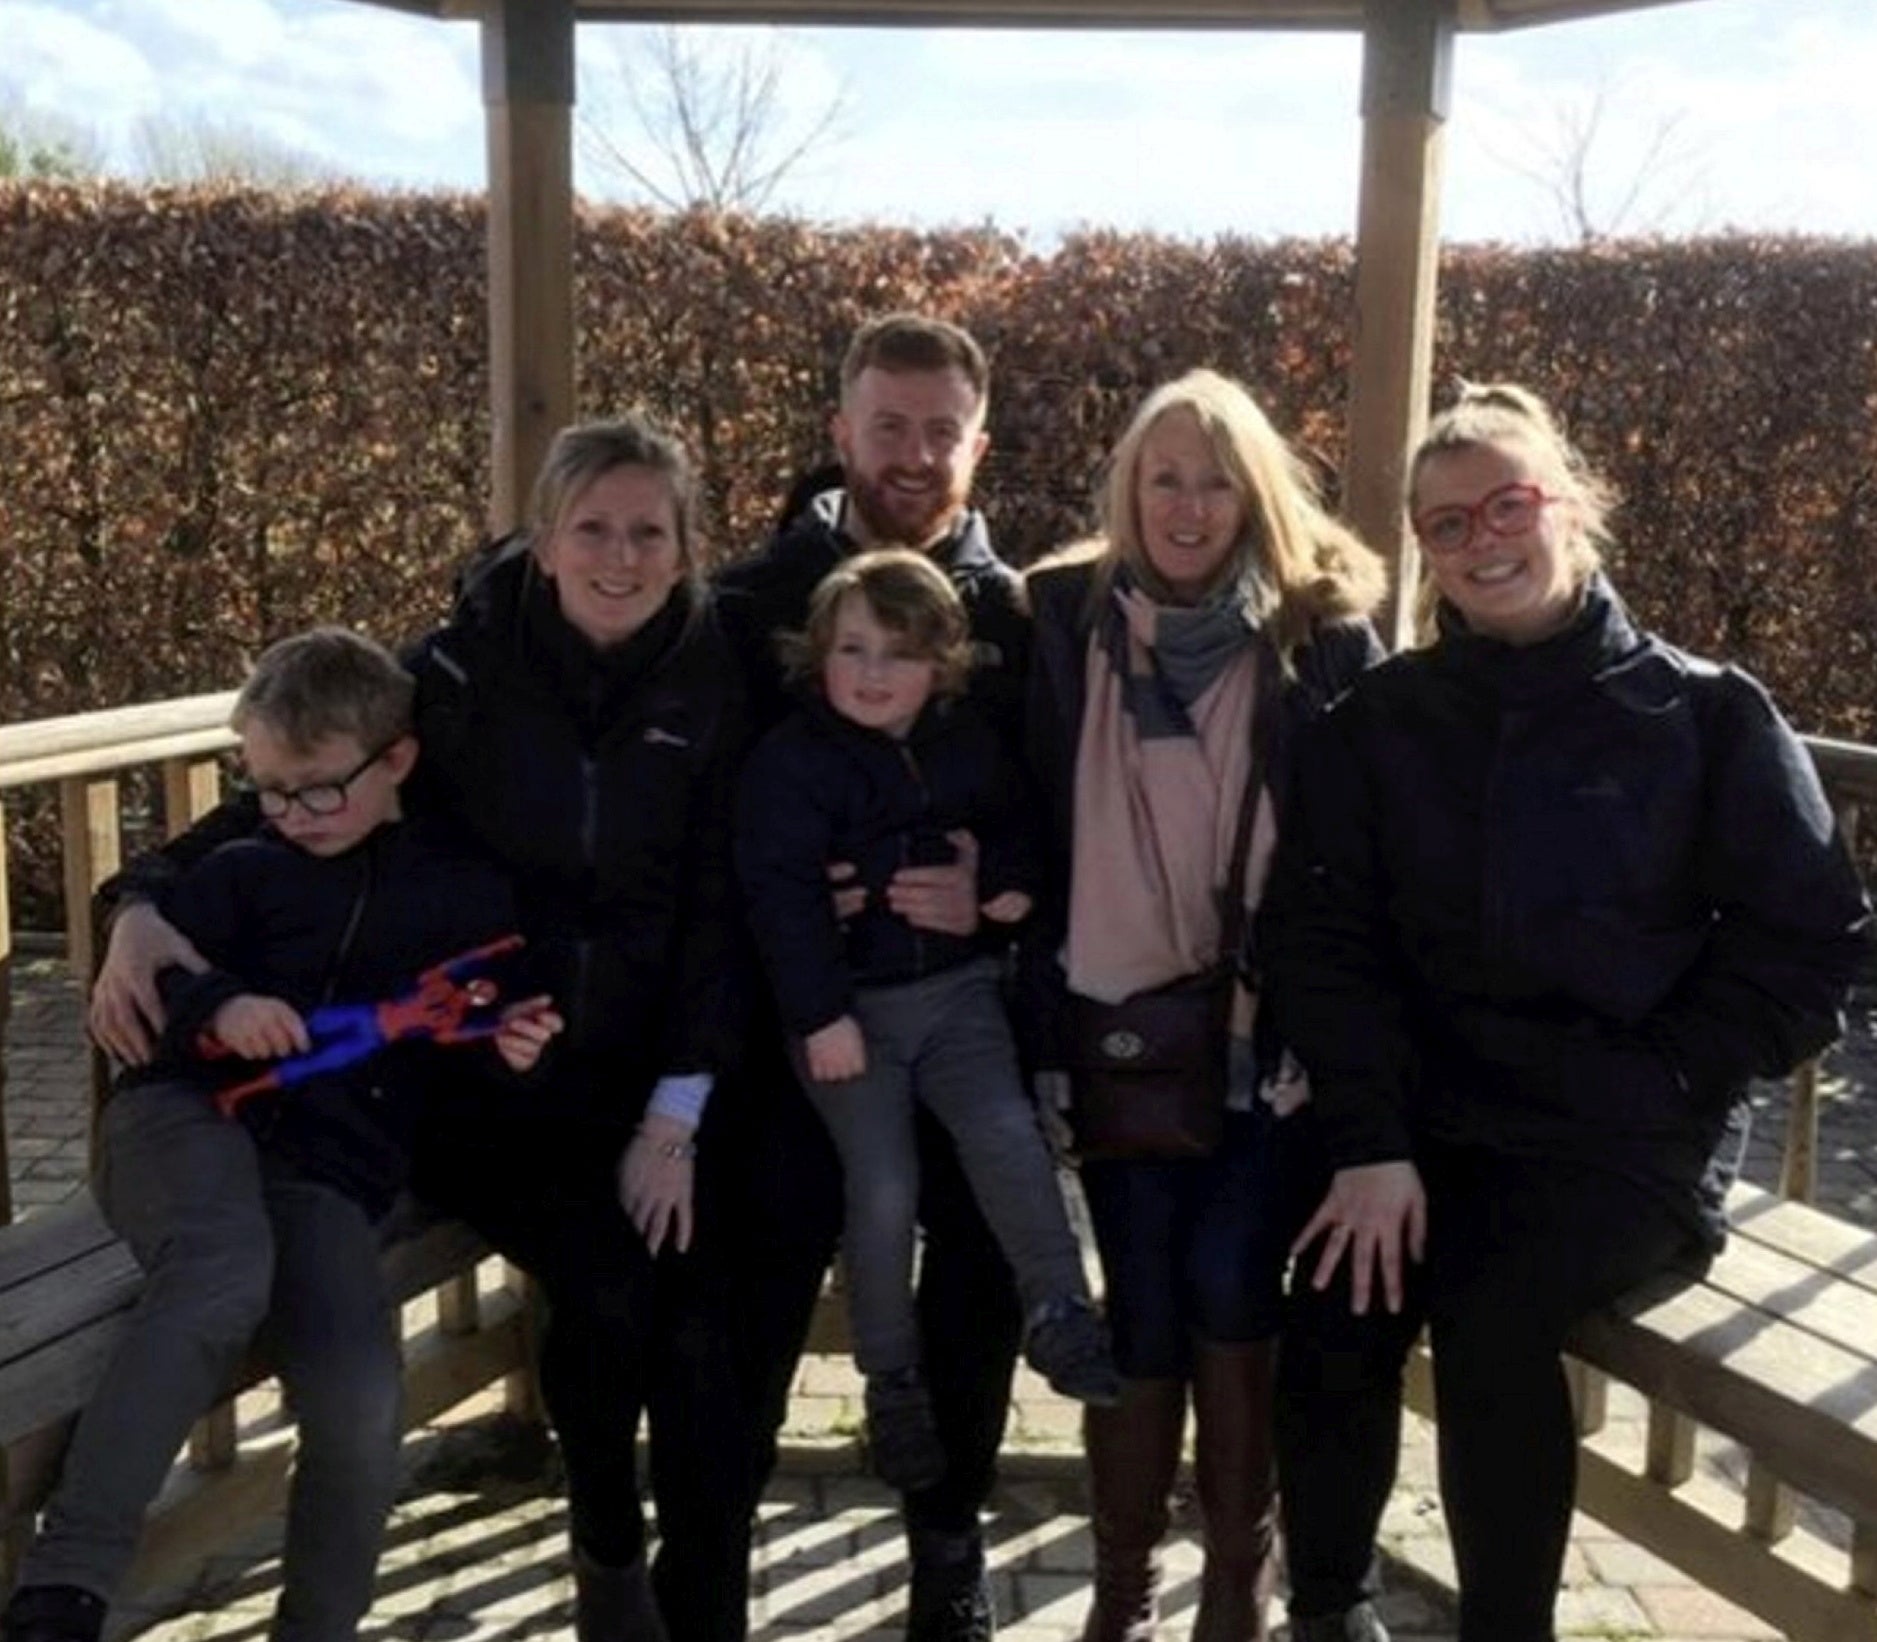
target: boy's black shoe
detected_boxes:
[1,1586,106,1642]
[865,1365,947,1493]
[905,1526,996,1642]
[1024,1296,1122,1405]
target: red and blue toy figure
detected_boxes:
[202,934,528,1116]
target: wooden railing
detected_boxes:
[0,695,236,1224]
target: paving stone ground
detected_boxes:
[7,947,1876,1641]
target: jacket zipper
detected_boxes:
[573,753,600,1036]
[899,742,930,974]
[1481,712,1517,965]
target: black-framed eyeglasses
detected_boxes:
[248,744,393,819]
[1411,482,1559,556]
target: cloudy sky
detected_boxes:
[4,0,1874,245]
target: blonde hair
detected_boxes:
[1409,381,1615,640]
[783,548,974,699]
[1096,368,1384,665]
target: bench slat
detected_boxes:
[1706,1238,1877,1363]
[1730,1184,1877,1300]
[0,1244,142,1373]
[1573,1281,1877,1522]
[0,1201,118,1296]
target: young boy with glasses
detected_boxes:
[2,627,557,1642]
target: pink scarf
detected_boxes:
[1065,582,1277,1006]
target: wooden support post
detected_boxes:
[481,10,568,1429]
[1779,1057,1820,1204]
[482,0,576,538]
[58,777,121,984]
[1780,794,1862,1203]
[189,1404,239,1472]
[161,756,223,838]
[503,1262,545,1422]
[1744,1457,1796,1544]
[438,1271,482,1337]
[1345,0,1453,650]
[0,801,13,1225]
[1643,1401,1696,1486]
[1564,1357,1608,1436]
[1853,1518,1877,1597]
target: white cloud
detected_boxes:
[0,4,161,124]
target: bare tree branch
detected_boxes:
[132,111,339,189]
[578,25,850,214]
[1478,66,1713,244]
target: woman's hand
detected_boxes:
[618,1112,697,1256]
[210,994,310,1060]
[804,1015,867,1082]
[886,829,981,936]
[1292,1160,1427,1316]
[90,901,207,1064]
[493,996,563,1073]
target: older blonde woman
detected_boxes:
[1024,368,1384,1642]
[1263,384,1871,1642]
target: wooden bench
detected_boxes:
[1400,1178,1877,1642]
[0,1192,533,1602]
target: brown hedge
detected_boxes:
[4,182,1875,922]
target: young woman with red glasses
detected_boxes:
[1260,382,1871,1642]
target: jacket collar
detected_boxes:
[795,680,954,751]
[787,488,996,580]
[1432,572,1643,703]
[442,529,696,725]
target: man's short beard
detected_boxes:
[845,472,966,550]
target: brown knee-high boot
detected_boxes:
[1080,1378,1188,1642]
[1190,1340,1280,1642]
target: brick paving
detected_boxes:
[7,949,1876,1641]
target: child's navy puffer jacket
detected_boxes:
[736,691,1034,1038]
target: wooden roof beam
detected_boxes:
[425,0,1709,28]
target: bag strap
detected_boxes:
[1218,638,1278,964]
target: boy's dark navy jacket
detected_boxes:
[735,691,1035,1038]
[136,816,521,1219]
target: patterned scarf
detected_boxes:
[1065,570,1278,1007]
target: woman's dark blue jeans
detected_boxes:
[1079,1106,1293,1378]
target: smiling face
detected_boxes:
[821,591,941,741]
[1414,440,1585,646]
[1134,407,1247,602]
[832,365,989,551]
[536,464,687,649]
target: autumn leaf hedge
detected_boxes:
[3,182,1875,923]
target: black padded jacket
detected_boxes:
[1260,577,1872,1230]
[735,692,1034,1037]
[404,540,745,1099]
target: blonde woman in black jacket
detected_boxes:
[1262,384,1872,1642]
[1025,368,1384,1642]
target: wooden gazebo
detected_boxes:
[349,0,1710,643]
